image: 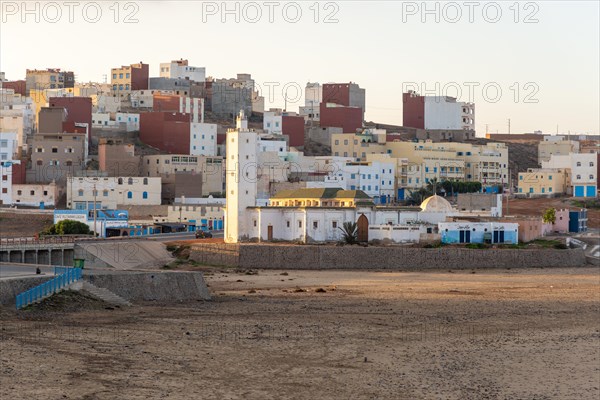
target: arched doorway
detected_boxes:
[357,214,369,243]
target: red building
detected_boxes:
[2,80,27,96]
[48,97,93,139]
[153,94,182,112]
[282,115,305,147]
[402,92,425,129]
[322,82,366,120]
[320,103,362,133]
[139,112,190,154]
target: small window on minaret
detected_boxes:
[245,190,248,195]
[253,220,257,227]
[231,190,234,195]
[246,139,249,143]
[246,155,249,160]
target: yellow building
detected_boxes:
[517,168,567,196]
[332,131,508,189]
[269,188,373,207]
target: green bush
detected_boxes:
[41,220,92,236]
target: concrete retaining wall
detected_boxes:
[190,243,587,270]
[0,276,53,305]
[84,271,211,302]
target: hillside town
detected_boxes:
[0,63,598,247]
[1,2,599,399]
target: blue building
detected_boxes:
[439,222,519,244]
[569,209,588,233]
[54,209,129,237]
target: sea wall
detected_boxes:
[190,243,587,270]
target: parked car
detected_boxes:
[195,230,213,239]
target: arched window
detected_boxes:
[127,191,133,199]
[142,191,148,199]
[118,178,123,185]
[577,175,581,180]
[78,190,83,196]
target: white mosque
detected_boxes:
[224,111,460,244]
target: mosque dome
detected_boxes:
[420,194,453,213]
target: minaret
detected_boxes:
[225,110,258,243]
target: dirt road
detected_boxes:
[1,267,599,399]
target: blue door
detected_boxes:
[586,186,596,197]
[575,186,584,197]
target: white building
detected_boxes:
[542,153,597,197]
[190,122,217,156]
[12,182,60,208]
[311,160,395,203]
[299,82,322,122]
[92,112,140,131]
[67,176,162,210]
[424,95,475,130]
[263,109,283,134]
[160,60,205,82]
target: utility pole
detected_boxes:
[508,119,511,134]
[93,183,97,237]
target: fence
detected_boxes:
[15,267,83,309]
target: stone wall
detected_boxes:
[84,271,211,302]
[190,243,587,270]
[0,276,53,305]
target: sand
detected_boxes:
[1,267,599,399]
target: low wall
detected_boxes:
[0,276,53,305]
[190,243,587,270]
[84,271,211,302]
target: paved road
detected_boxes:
[0,265,55,280]
[147,231,224,242]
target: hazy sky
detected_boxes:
[1,1,598,135]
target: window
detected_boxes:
[103,190,108,197]
[17,190,22,195]
[313,221,318,229]
[126,73,130,78]
[78,189,84,196]
[253,220,257,227]
[335,140,339,145]
[52,147,58,153]
[577,162,581,167]
[118,178,123,185]
[66,160,72,166]
[0,140,7,148]
[298,221,302,228]
[127,191,133,199]
[142,191,148,199]
[112,74,117,79]
[590,175,594,180]
[128,178,133,185]
[36,160,43,166]
[1,188,6,194]
[332,221,338,229]
[119,73,123,79]
[577,175,581,179]
[590,162,595,167]
[143,178,148,185]
[1,175,6,181]
[286,221,290,228]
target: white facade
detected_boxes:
[12,183,59,207]
[92,112,140,131]
[542,153,597,197]
[315,161,395,201]
[160,61,205,82]
[67,176,162,209]
[263,110,283,134]
[190,123,217,156]
[225,111,259,243]
[0,159,20,205]
[0,132,18,162]
[299,83,322,122]
[424,96,475,130]
[258,136,287,154]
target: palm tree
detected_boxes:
[339,222,358,244]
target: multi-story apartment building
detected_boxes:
[517,168,568,196]
[322,82,366,120]
[141,154,224,201]
[538,139,580,163]
[299,82,322,121]
[25,68,75,93]
[211,74,263,118]
[403,91,475,131]
[67,176,161,209]
[542,153,597,197]
[332,130,508,189]
[98,139,140,177]
[159,59,205,82]
[111,63,149,92]
[29,133,87,183]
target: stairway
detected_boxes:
[77,281,132,307]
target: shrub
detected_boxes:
[41,219,92,236]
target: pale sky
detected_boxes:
[1,1,598,135]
